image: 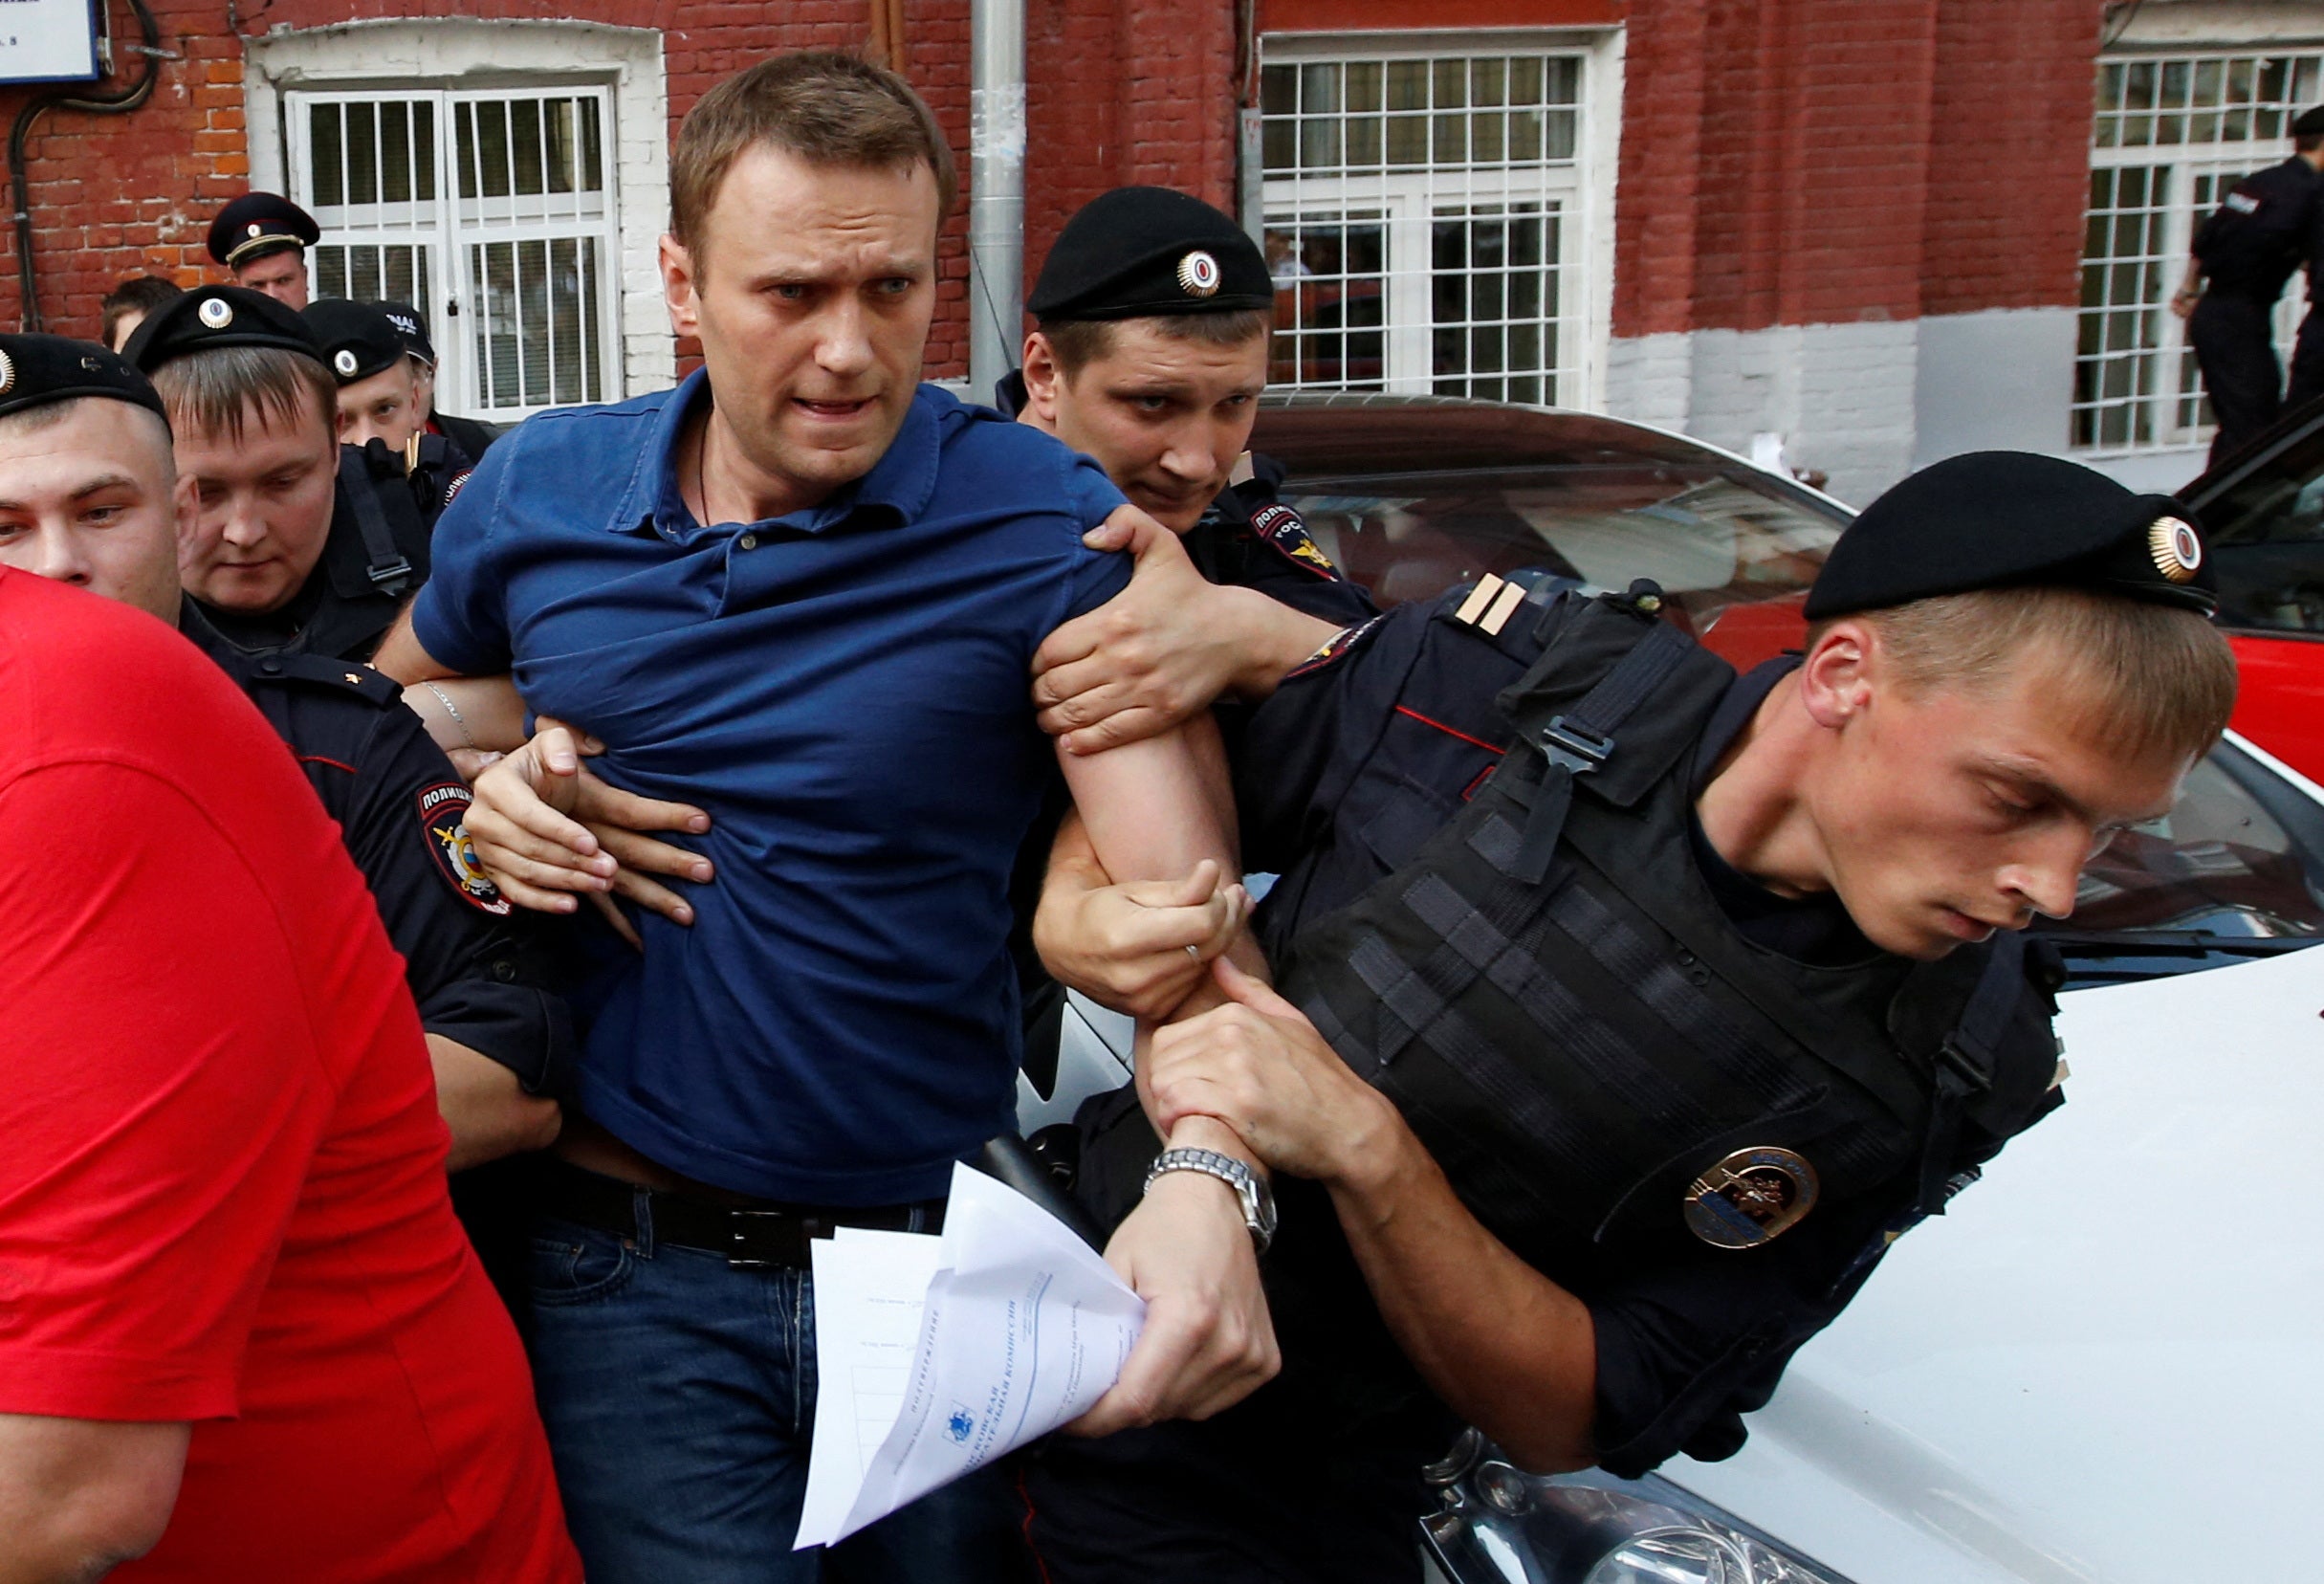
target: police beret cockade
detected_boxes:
[0,333,168,427]
[205,192,321,269]
[2293,105,2324,138]
[123,285,329,375]
[1027,187,1275,321]
[374,299,435,366]
[303,298,408,385]
[1803,451,2218,619]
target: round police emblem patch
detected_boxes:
[415,781,513,915]
[1177,249,1222,297]
[0,349,14,396]
[197,297,234,330]
[1683,1146,1819,1248]
[2148,515,2202,583]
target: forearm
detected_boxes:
[427,1033,561,1172]
[1222,589,1343,702]
[1328,1119,1597,1471]
[0,1418,186,1584]
[402,674,530,757]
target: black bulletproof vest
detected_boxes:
[1272,586,2062,1265]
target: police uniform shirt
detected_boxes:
[180,599,571,1096]
[1225,588,2024,1470]
[2195,154,2324,301]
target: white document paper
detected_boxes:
[794,1162,1145,1549]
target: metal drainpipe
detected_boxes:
[968,0,1026,401]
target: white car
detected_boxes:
[1018,398,2324,1584]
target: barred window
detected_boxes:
[290,85,618,420]
[1258,42,1595,407]
[2076,53,2324,454]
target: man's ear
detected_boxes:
[659,233,701,340]
[170,467,200,560]
[1796,619,1877,732]
[1020,332,1065,424]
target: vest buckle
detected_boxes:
[366,555,414,592]
[1539,715,1613,775]
[1936,1036,1994,1093]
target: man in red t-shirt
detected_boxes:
[0,562,581,1580]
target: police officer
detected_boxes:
[1019,452,2241,1581]
[307,297,476,520]
[377,298,507,468]
[206,191,321,309]
[0,332,570,1308]
[125,285,437,660]
[2174,105,2324,463]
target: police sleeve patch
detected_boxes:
[1248,502,1346,582]
[441,468,474,507]
[416,781,514,915]
[1285,612,1386,679]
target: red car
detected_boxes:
[2179,415,2324,784]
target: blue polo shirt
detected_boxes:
[411,374,1129,1203]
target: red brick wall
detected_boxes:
[1614,0,2096,340]
[0,0,1234,375]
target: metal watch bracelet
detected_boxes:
[1143,1146,1278,1255]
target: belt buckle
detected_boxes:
[724,1207,818,1269]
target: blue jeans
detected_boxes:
[528,1196,1035,1584]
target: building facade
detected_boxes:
[4,0,2313,501]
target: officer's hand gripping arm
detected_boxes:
[1145,955,1601,1473]
[1034,808,1249,1021]
[1032,505,1345,755]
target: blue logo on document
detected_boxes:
[947,1404,976,1443]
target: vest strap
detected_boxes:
[339,445,414,595]
[1915,931,2024,1214]
[1508,615,1692,882]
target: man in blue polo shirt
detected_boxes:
[374,52,1275,1584]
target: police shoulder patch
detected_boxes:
[416,781,514,915]
[1285,612,1386,679]
[1247,502,1345,582]
[441,468,474,507]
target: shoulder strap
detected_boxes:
[242,649,403,707]
[1913,930,2026,1216]
[337,444,416,596]
[1494,583,1699,884]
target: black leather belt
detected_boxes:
[539,1158,945,1269]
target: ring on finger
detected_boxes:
[1184,944,1202,960]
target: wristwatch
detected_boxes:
[1145,1147,1278,1255]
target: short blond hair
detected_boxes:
[1809,585,2238,766]
[670,52,955,262]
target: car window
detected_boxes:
[2037,740,2324,982]
[1280,464,1841,665]
[2187,441,2324,634]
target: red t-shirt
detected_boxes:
[0,570,580,1582]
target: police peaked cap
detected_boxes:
[123,286,330,376]
[374,299,436,366]
[1028,187,1275,321]
[303,298,408,385]
[2294,105,2324,138]
[0,333,168,427]
[206,191,321,269]
[1804,451,2217,619]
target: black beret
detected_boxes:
[303,298,407,385]
[123,285,328,376]
[1028,187,1274,321]
[1804,451,2217,619]
[374,299,435,366]
[0,333,168,427]
[206,192,320,269]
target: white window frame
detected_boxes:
[1255,29,1621,412]
[286,84,622,419]
[2077,48,2324,457]
[244,20,674,416]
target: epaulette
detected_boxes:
[241,650,403,708]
